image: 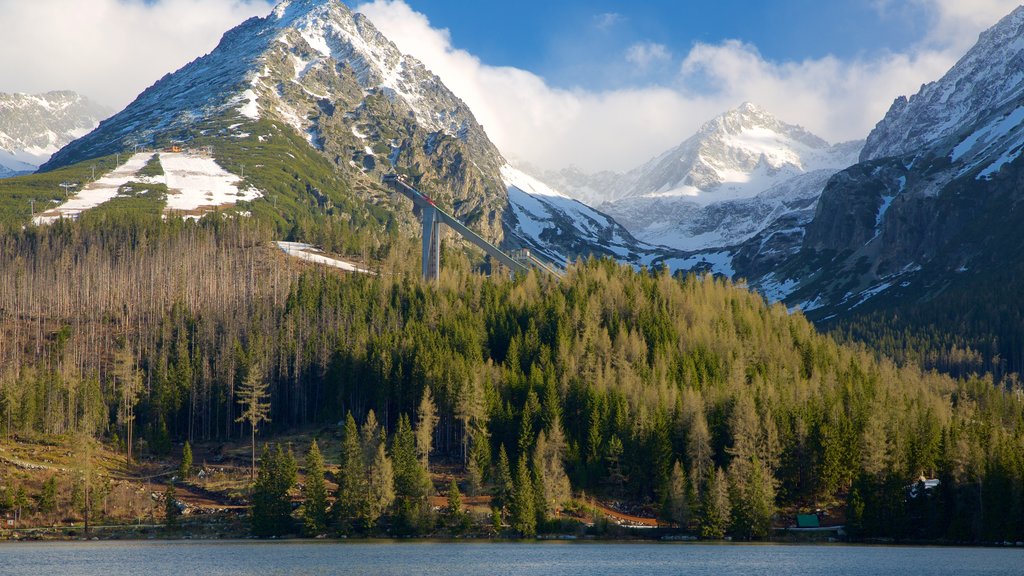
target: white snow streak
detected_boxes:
[33,152,155,224]
[276,241,373,274]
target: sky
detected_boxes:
[0,0,1019,172]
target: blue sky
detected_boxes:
[399,0,933,91]
[0,0,1018,171]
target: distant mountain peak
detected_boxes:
[0,91,110,177]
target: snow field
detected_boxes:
[161,153,261,214]
[276,242,372,274]
[34,152,156,225]
[34,151,262,225]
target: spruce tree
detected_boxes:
[302,439,328,536]
[665,460,690,529]
[164,482,180,530]
[446,479,468,533]
[251,444,297,537]
[179,441,193,480]
[391,414,431,533]
[38,476,58,515]
[701,466,731,539]
[511,453,536,537]
[335,413,366,533]
[494,444,514,516]
[365,441,395,529]
[416,388,438,471]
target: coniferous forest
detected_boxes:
[0,216,1022,543]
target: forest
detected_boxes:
[0,214,1022,542]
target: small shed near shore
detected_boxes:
[796,514,820,528]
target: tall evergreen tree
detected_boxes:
[164,482,180,530]
[335,413,366,533]
[416,388,438,471]
[38,476,58,515]
[665,460,690,529]
[365,440,395,529]
[391,413,432,532]
[494,444,514,517]
[701,466,731,539]
[511,453,536,537]
[236,364,271,482]
[446,479,468,533]
[302,439,328,536]
[179,441,193,480]
[251,444,296,537]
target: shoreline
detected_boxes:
[3,527,1023,549]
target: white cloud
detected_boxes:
[359,0,1017,172]
[0,0,271,109]
[594,12,623,31]
[625,42,672,70]
[3,0,1017,174]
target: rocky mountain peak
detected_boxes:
[861,5,1024,162]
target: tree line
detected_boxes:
[0,218,1022,541]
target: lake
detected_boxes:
[1,540,1022,575]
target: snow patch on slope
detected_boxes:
[162,153,261,214]
[34,153,156,224]
[277,241,372,274]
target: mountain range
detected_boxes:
[19,0,1024,351]
[544,103,861,253]
[0,91,109,177]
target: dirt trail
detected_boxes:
[588,500,660,527]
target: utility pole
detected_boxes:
[28,198,35,218]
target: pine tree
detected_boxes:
[494,444,514,516]
[335,413,366,533]
[365,441,395,529]
[701,467,731,539]
[164,482,180,530]
[605,435,627,496]
[391,413,432,533]
[179,441,193,480]
[446,479,468,533]
[511,453,536,537]
[534,427,571,517]
[416,388,438,471]
[729,457,774,539]
[666,460,690,529]
[38,475,58,515]
[518,389,540,458]
[302,439,328,536]
[251,444,297,537]
[236,364,271,482]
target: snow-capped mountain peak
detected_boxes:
[627,102,850,206]
[862,5,1024,163]
[542,103,860,253]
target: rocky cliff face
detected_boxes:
[762,5,1024,317]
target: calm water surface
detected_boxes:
[1,540,1021,575]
